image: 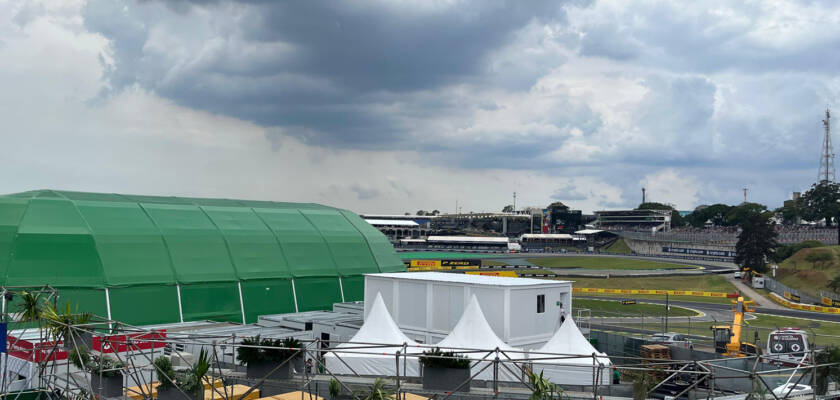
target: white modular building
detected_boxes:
[364,272,573,348]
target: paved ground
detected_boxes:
[727,275,784,310]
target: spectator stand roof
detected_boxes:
[0,190,405,326]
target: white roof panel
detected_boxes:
[367,271,570,287]
[574,229,604,235]
[427,235,509,243]
[520,234,574,240]
[364,219,419,226]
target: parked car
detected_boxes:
[772,383,812,398]
[649,333,693,349]
[734,271,742,278]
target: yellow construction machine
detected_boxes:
[711,296,760,357]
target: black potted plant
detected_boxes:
[237,336,302,380]
[69,347,126,398]
[155,349,211,400]
[419,348,471,392]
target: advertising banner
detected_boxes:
[822,296,840,307]
[662,247,736,258]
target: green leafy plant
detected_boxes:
[178,349,211,395]
[328,378,341,399]
[69,347,125,377]
[15,291,43,323]
[154,349,211,395]
[527,369,565,400]
[624,370,656,400]
[154,356,176,390]
[236,336,302,366]
[41,302,92,344]
[358,378,393,400]
[418,348,470,369]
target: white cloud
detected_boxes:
[639,170,700,210]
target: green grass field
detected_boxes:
[559,275,742,304]
[603,238,632,254]
[777,246,840,298]
[527,256,695,270]
[629,313,840,347]
[574,298,699,317]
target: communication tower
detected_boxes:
[819,108,835,183]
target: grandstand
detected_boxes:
[595,209,671,232]
[0,190,405,325]
[519,233,584,250]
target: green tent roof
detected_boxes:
[0,190,404,325]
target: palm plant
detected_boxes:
[15,291,43,323]
[41,301,92,346]
[155,349,211,396]
[359,378,393,400]
[527,369,565,400]
[328,379,341,399]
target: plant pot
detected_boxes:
[246,361,292,380]
[157,387,202,400]
[91,374,123,398]
[63,331,93,350]
[422,366,471,392]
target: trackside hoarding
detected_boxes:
[662,247,736,258]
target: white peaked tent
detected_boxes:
[324,293,422,376]
[529,316,612,385]
[435,295,523,381]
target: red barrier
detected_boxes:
[93,330,167,353]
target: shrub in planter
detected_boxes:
[155,349,210,400]
[70,347,126,398]
[418,348,471,392]
[42,302,93,350]
[237,336,303,380]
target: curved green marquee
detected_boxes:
[0,190,405,325]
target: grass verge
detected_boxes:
[574,298,699,318]
[603,238,632,254]
[557,275,742,304]
[527,256,695,270]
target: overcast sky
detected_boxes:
[1,0,839,214]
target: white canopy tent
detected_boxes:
[435,295,523,382]
[528,317,612,385]
[324,293,421,377]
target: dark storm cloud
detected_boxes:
[82,0,581,150]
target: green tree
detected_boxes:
[806,251,834,269]
[686,204,733,227]
[800,181,840,225]
[775,198,802,225]
[726,202,769,226]
[828,276,840,293]
[735,213,778,274]
[502,205,514,213]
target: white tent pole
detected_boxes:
[176,284,185,323]
[237,281,246,324]
[291,279,299,313]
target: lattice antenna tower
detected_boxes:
[820,108,835,183]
